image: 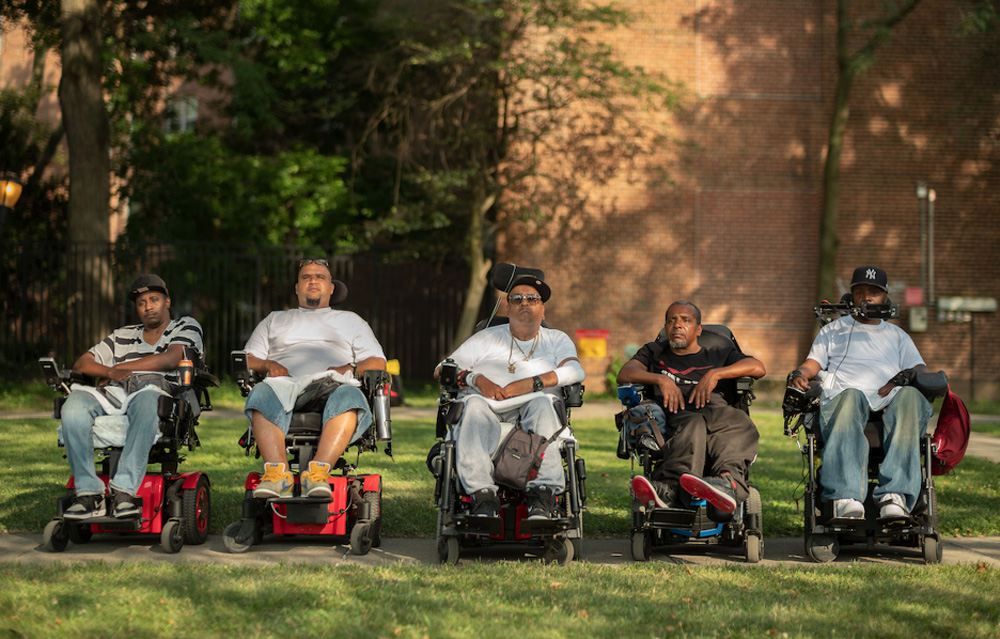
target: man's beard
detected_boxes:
[669,338,688,349]
[304,296,322,308]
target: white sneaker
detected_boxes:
[878,493,908,519]
[834,498,864,519]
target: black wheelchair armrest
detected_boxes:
[912,370,948,400]
[562,382,584,408]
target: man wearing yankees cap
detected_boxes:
[787,266,932,522]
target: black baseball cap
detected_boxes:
[128,274,169,301]
[850,266,889,293]
[509,274,551,303]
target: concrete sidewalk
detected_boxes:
[2,532,1000,568]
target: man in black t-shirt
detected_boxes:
[617,301,765,519]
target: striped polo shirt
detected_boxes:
[89,316,205,366]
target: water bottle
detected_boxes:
[374,377,392,441]
[178,359,194,388]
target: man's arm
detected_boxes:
[617,358,687,414]
[247,353,289,378]
[73,344,187,383]
[688,356,766,409]
[788,359,822,391]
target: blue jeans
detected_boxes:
[819,386,933,511]
[244,382,372,441]
[454,395,566,495]
[60,390,163,496]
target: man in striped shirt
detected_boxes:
[59,274,204,520]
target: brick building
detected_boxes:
[500,0,1000,399]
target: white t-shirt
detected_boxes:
[244,307,385,377]
[807,315,924,411]
[446,324,584,395]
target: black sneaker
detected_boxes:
[680,472,738,514]
[64,494,107,520]
[110,489,140,519]
[527,486,558,520]
[470,488,499,518]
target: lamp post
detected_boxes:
[0,173,24,237]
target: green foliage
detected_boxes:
[121,132,358,247]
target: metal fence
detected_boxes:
[1,241,482,383]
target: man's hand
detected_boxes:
[474,376,506,401]
[657,376,686,414]
[688,370,719,409]
[264,361,290,378]
[98,367,132,385]
[787,368,811,392]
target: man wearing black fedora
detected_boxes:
[242,258,387,499]
[788,266,932,522]
[436,271,585,520]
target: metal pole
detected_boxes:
[928,188,936,306]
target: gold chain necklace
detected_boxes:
[508,331,540,373]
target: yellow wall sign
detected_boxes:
[575,329,609,358]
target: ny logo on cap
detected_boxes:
[866,268,877,280]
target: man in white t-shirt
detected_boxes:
[788,266,932,521]
[435,273,585,520]
[243,258,387,499]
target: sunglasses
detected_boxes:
[508,293,542,306]
[298,258,330,268]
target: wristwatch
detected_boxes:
[532,375,544,392]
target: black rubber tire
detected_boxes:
[161,519,184,554]
[182,475,211,545]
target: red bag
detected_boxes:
[931,388,971,475]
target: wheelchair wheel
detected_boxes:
[182,475,211,545]
[363,481,382,549]
[805,533,838,563]
[631,531,651,562]
[350,522,374,556]
[437,536,460,565]
[922,534,942,564]
[543,537,574,565]
[67,521,93,545]
[161,519,184,554]
[745,533,762,564]
[42,519,69,553]
[223,520,256,553]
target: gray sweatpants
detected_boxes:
[454,395,566,495]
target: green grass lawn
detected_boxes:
[2,383,1000,639]
[2,388,998,538]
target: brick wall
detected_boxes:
[500,0,1000,399]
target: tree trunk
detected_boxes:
[451,185,496,351]
[818,69,854,302]
[59,0,115,352]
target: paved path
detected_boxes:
[2,533,999,568]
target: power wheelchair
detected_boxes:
[616,325,763,563]
[39,353,219,553]
[783,298,949,563]
[427,263,587,565]
[222,352,392,555]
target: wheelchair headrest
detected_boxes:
[655,324,740,353]
[491,263,545,294]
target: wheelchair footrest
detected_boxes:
[518,517,574,536]
[454,515,504,537]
